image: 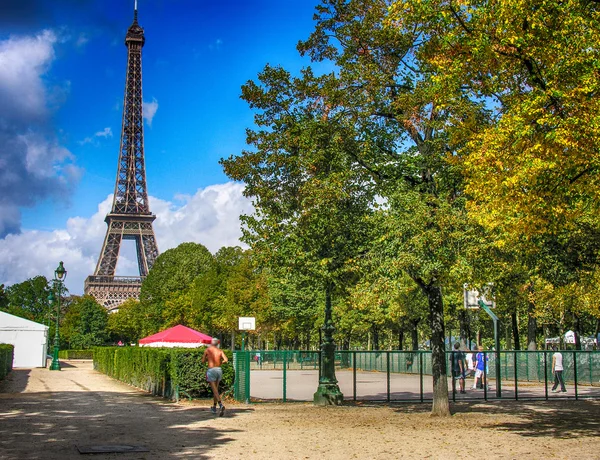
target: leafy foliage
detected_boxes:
[61,296,108,349]
[2,276,51,323]
[94,347,234,399]
[0,344,13,381]
[58,349,94,359]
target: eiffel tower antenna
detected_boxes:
[85,4,159,310]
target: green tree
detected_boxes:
[0,284,8,311]
[291,0,489,415]
[61,296,108,349]
[389,0,600,246]
[222,71,376,403]
[140,242,215,335]
[107,299,145,343]
[4,276,51,324]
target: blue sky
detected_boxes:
[0,0,323,292]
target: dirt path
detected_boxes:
[1,361,599,459]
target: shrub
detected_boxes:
[58,350,94,360]
[170,349,234,399]
[93,346,234,400]
[0,344,14,381]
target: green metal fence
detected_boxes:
[232,349,600,403]
[233,350,251,403]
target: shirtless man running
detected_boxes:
[202,338,228,415]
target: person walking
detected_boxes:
[473,346,488,390]
[202,338,229,415]
[551,346,567,393]
[465,350,475,378]
[451,342,466,394]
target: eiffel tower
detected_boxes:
[85,3,159,310]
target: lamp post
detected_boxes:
[47,290,55,361]
[313,284,343,405]
[49,261,67,371]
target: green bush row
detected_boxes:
[93,347,234,400]
[0,344,14,381]
[58,349,94,360]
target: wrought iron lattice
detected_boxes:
[85,6,159,310]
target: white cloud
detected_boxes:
[78,127,112,145]
[0,182,254,294]
[95,127,112,138]
[142,98,158,127]
[0,30,56,120]
[75,33,89,48]
[0,30,78,236]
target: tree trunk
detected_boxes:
[574,313,582,350]
[505,320,512,350]
[511,311,520,350]
[411,318,420,351]
[424,284,450,417]
[372,325,380,350]
[342,337,350,351]
[398,329,404,351]
[527,299,537,350]
[459,310,468,349]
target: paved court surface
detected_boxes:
[250,369,600,401]
[2,360,600,459]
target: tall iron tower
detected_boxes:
[85,3,159,310]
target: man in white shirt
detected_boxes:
[551,346,567,393]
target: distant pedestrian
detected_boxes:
[202,338,229,415]
[465,351,474,377]
[551,346,567,393]
[451,342,466,394]
[473,346,488,390]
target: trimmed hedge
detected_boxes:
[0,344,14,381]
[58,349,94,360]
[93,347,234,400]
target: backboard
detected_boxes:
[238,317,256,331]
[463,283,495,309]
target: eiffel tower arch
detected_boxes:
[85,4,159,310]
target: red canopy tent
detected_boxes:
[139,325,213,348]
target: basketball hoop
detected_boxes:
[463,283,495,309]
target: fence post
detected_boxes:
[449,351,455,402]
[419,352,424,403]
[513,351,518,401]
[483,352,488,401]
[245,351,251,404]
[283,351,287,402]
[526,352,530,381]
[353,351,357,401]
[589,353,593,386]
[386,352,390,403]
[573,350,578,400]
[543,351,548,401]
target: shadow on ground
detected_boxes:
[0,384,253,459]
[453,400,600,439]
[0,369,30,393]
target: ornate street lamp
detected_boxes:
[49,261,67,371]
[46,290,55,359]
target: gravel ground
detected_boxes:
[0,361,599,459]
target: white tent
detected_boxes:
[0,311,48,368]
